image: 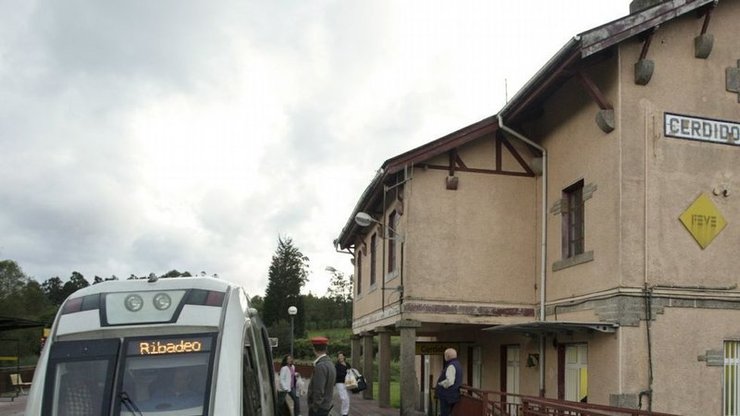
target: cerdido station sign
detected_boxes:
[664,112,740,146]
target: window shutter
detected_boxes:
[550,198,564,215]
[583,183,598,201]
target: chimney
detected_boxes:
[629,0,666,14]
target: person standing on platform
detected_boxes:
[307,337,336,416]
[334,352,351,416]
[279,355,300,416]
[435,348,462,416]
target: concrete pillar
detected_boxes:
[350,334,361,367]
[362,332,375,400]
[396,319,422,416]
[377,327,392,408]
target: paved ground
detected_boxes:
[0,394,25,416]
[0,390,399,416]
[302,390,399,416]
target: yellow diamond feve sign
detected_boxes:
[679,193,727,249]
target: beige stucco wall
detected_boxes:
[532,57,623,301]
[617,306,740,415]
[618,1,740,289]
[404,138,537,305]
[351,135,539,330]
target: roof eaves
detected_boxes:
[499,37,582,121]
[335,115,500,249]
[335,168,386,249]
[501,0,716,121]
[384,115,499,174]
[579,0,717,58]
[483,321,619,334]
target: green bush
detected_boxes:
[372,381,401,408]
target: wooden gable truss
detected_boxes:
[420,133,536,181]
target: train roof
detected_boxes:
[68,277,239,299]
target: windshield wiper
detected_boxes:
[120,391,143,416]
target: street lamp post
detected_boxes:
[288,306,297,357]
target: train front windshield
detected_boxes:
[43,334,217,416]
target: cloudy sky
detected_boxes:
[1,0,631,297]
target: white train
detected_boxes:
[25,276,277,415]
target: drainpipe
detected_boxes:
[497,113,548,396]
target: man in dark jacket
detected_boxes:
[307,336,336,416]
[435,348,462,416]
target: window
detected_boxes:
[564,344,588,403]
[562,180,585,259]
[499,345,521,414]
[356,254,362,296]
[43,338,119,416]
[370,234,377,287]
[119,334,216,414]
[471,346,482,390]
[388,210,399,273]
[725,341,740,416]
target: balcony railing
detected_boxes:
[453,386,680,416]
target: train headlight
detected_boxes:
[124,294,144,312]
[153,293,172,310]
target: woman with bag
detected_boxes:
[334,352,351,416]
[279,354,300,416]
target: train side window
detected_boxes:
[260,326,277,410]
[248,323,272,412]
[242,335,260,416]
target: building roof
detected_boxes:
[0,316,46,332]
[336,0,718,249]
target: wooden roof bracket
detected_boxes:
[635,27,657,86]
[576,71,615,133]
[446,149,459,190]
[694,3,716,59]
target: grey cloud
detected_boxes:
[284,107,334,163]
[195,190,257,243]
[30,1,235,90]
[130,229,198,273]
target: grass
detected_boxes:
[372,381,401,408]
[307,328,352,342]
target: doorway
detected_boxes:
[558,343,588,402]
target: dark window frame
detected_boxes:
[356,253,362,296]
[562,180,585,259]
[387,210,399,273]
[370,234,377,286]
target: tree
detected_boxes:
[263,237,309,337]
[249,295,264,317]
[302,293,334,329]
[326,267,353,327]
[20,280,54,321]
[61,271,89,300]
[0,259,26,299]
[161,269,187,278]
[42,276,66,305]
[0,260,54,358]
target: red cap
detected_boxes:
[310,336,329,346]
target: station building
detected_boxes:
[334,0,740,415]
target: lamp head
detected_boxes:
[354,212,376,227]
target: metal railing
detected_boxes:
[453,386,681,416]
